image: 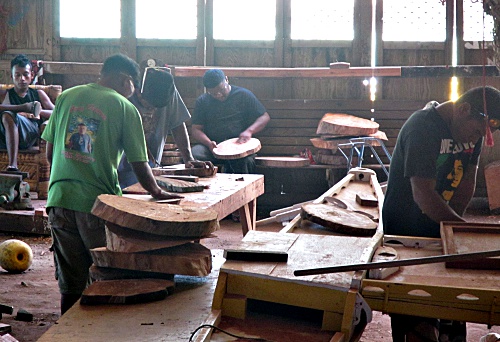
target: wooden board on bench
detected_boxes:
[440,221,500,270]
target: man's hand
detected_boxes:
[237,130,252,143]
[208,141,217,152]
[152,189,184,201]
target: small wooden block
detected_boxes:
[222,294,247,320]
[15,308,32,322]
[355,193,378,207]
[80,279,174,305]
[0,323,12,334]
[0,304,13,315]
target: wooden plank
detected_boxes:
[170,66,402,78]
[255,156,310,167]
[91,194,219,238]
[90,243,212,276]
[440,221,500,270]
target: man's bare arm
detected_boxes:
[411,176,465,223]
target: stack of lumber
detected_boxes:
[123,175,208,195]
[79,194,219,305]
[161,143,183,166]
[310,113,387,166]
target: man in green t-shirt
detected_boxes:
[41,54,182,315]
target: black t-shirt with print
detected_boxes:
[382,105,482,238]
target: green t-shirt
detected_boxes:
[42,83,148,213]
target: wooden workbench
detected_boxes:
[361,235,500,325]
[124,173,264,236]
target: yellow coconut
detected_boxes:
[0,239,33,273]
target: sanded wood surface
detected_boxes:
[301,203,378,236]
[440,221,500,270]
[316,113,379,136]
[80,279,174,305]
[105,222,208,253]
[221,230,382,290]
[212,138,261,160]
[38,250,226,342]
[91,194,219,237]
[125,173,265,233]
[90,243,212,276]
[255,156,310,167]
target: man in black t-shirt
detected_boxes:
[191,69,270,174]
[382,86,500,341]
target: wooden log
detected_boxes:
[255,156,310,167]
[484,160,500,214]
[212,138,261,160]
[80,279,175,305]
[91,194,219,238]
[90,243,212,276]
[316,113,379,136]
[300,203,377,236]
[105,222,208,253]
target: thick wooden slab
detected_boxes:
[105,222,206,253]
[152,165,218,177]
[301,203,377,236]
[255,156,310,167]
[441,221,500,270]
[80,279,174,305]
[212,138,261,160]
[90,243,212,276]
[89,264,175,281]
[155,176,206,193]
[91,194,219,237]
[316,113,379,136]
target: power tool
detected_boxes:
[0,173,33,210]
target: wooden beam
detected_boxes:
[171,66,402,78]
